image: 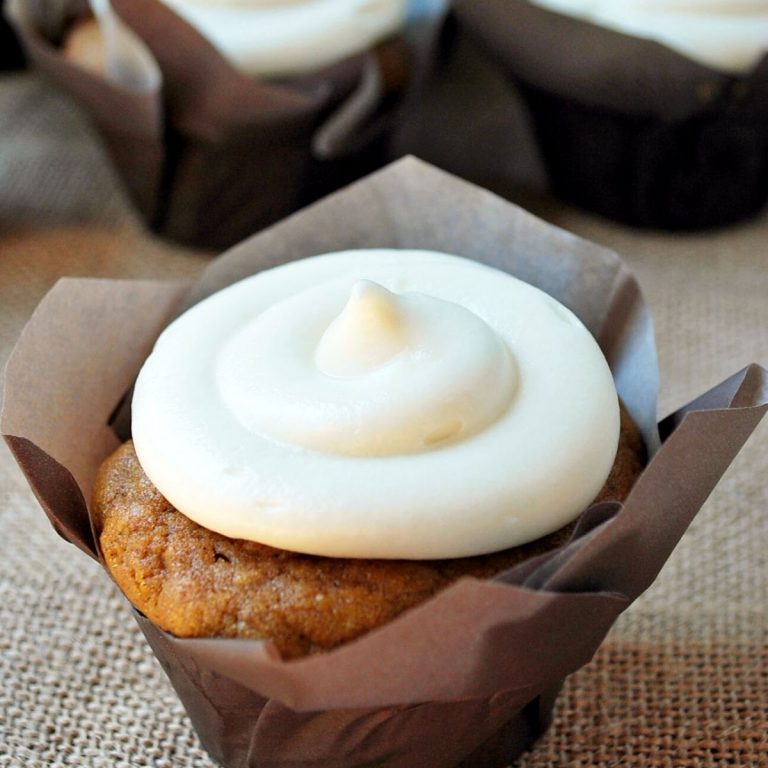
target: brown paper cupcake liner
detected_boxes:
[452,0,768,230]
[4,0,437,250]
[3,159,767,768]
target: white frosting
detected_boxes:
[227,278,517,456]
[157,0,408,76]
[132,249,620,560]
[529,0,768,74]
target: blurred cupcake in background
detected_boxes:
[5,0,429,249]
[453,0,768,230]
[63,0,408,79]
[154,0,407,78]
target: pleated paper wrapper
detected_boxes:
[3,159,767,768]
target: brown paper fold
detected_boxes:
[3,159,767,768]
[2,277,189,558]
[452,0,768,120]
[4,0,433,249]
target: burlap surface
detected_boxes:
[1,73,766,767]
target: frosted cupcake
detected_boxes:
[453,0,768,229]
[5,0,416,249]
[92,249,645,657]
[64,0,408,80]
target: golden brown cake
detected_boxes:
[93,405,644,659]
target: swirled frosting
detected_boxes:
[132,249,620,559]
[529,0,768,73]
[158,0,408,76]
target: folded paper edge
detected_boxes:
[539,364,768,598]
[151,584,631,711]
[3,435,97,558]
[451,0,761,120]
[1,275,192,549]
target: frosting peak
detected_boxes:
[316,280,407,376]
[217,277,516,457]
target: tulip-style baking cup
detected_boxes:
[452,0,768,230]
[3,159,767,768]
[4,0,440,250]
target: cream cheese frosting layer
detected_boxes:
[220,278,517,456]
[529,0,768,74]
[132,249,620,560]
[158,0,408,77]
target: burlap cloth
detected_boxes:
[1,72,766,767]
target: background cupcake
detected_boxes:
[4,0,438,249]
[152,0,407,79]
[452,0,768,230]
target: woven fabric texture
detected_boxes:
[1,73,767,768]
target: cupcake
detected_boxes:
[452,0,768,229]
[3,159,766,768]
[4,0,420,249]
[92,248,646,658]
